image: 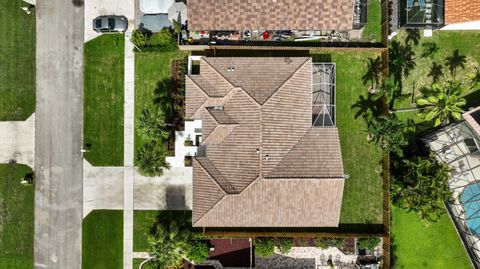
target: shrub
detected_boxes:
[329,238,345,249]
[187,240,210,264]
[298,238,308,247]
[276,238,293,254]
[255,238,274,257]
[131,29,149,47]
[357,237,381,251]
[147,28,177,51]
[315,238,329,249]
[138,107,170,140]
[135,140,171,177]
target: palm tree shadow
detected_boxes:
[351,95,380,120]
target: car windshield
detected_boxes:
[95,19,102,28]
[108,18,115,29]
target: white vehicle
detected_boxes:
[140,0,175,14]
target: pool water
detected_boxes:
[461,182,480,236]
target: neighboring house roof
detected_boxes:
[187,0,355,31]
[187,57,345,227]
[445,0,480,25]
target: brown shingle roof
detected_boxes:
[188,57,345,227]
[445,0,480,24]
[194,178,345,227]
[187,0,355,31]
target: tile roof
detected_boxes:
[445,0,480,24]
[187,57,345,227]
[187,0,355,31]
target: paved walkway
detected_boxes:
[124,32,135,269]
[0,113,35,167]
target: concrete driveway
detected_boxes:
[84,0,135,42]
[0,114,34,167]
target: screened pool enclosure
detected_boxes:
[312,63,336,127]
[399,0,444,28]
[421,116,480,267]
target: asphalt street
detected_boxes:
[34,0,84,268]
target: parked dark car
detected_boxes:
[93,15,128,33]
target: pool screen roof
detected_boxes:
[400,0,444,27]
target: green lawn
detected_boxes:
[133,210,192,252]
[318,52,384,224]
[392,206,472,268]
[134,50,187,156]
[0,0,36,120]
[0,164,34,269]
[84,34,125,166]
[362,0,382,42]
[393,30,480,109]
[82,210,123,269]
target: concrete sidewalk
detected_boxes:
[123,32,135,269]
[0,113,35,167]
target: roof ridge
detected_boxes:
[260,57,311,105]
[264,128,312,178]
[204,57,311,106]
[195,156,238,194]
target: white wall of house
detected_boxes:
[442,20,480,30]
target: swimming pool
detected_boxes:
[461,182,480,236]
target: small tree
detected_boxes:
[416,82,466,127]
[135,140,171,177]
[255,238,274,257]
[393,155,452,222]
[187,241,210,264]
[276,238,293,254]
[366,115,408,157]
[445,49,467,79]
[357,237,381,251]
[148,222,190,269]
[362,56,383,91]
[131,29,149,47]
[138,107,171,140]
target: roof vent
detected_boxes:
[213,105,224,111]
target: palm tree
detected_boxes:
[445,49,467,79]
[135,140,171,177]
[420,42,439,58]
[416,82,466,127]
[138,108,172,140]
[366,115,408,157]
[362,56,383,92]
[147,222,191,269]
[393,155,452,222]
[427,62,443,83]
[405,29,421,46]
